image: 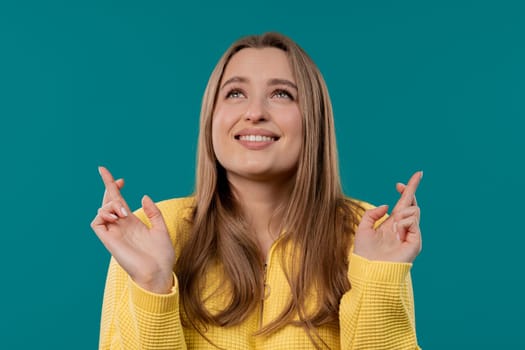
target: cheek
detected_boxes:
[212,104,242,140]
[211,116,223,157]
[211,110,233,160]
[286,112,304,146]
[292,115,304,160]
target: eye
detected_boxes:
[226,89,245,99]
[272,89,294,100]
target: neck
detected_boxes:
[227,173,294,259]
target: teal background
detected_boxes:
[1,0,523,348]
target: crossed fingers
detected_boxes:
[392,171,423,214]
[91,167,132,233]
[99,166,131,214]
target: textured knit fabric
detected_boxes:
[99,197,421,349]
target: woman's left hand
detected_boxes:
[353,171,423,263]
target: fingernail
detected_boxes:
[110,214,118,220]
[420,171,424,179]
[121,207,128,217]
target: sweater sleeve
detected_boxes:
[339,253,421,349]
[99,257,187,350]
[98,198,192,350]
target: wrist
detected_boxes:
[129,273,179,314]
[134,273,174,294]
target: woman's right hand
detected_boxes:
[91,166,175,294]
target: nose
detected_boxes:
[243,97,268,122]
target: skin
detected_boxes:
[353,171,423,263]
[212,47,303,184]
[91,167,175,294]
[211,48,303,257]
[91,48,423,294]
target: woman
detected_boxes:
[92,32,423,349]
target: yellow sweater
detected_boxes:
[99,197,421,349]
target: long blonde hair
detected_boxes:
[176,32,362,348]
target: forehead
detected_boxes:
[222,47,295,82]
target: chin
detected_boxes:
[228,166,298,183]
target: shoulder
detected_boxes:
[133,196,195,251]
[342,197,388,227]
[133,196,195,227]
[155,196,195,220]
[343,197,376,214]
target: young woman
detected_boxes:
[92,32,423,349]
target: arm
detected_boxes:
[340,172,423,349]
[92,167,188,349]
[99,258,187,350]
[339,254,420,349]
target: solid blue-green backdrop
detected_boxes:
[1,0,523,348]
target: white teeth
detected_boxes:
[239,135,275,142]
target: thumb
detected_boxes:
[115,178,125,190]
[358,205,389,231]
[142,195,167,231]
[396,182,406,195]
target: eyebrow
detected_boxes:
[269,78,298,91]
[220,76,298,91]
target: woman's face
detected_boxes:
[212,47,303,184]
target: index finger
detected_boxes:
[98,166,124,203]
[392,171,423,213]
[396,182,418,207]
[102,178,124,205]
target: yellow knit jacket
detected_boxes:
[99,197,421,349]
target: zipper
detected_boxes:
[258,236,283,329]
[259,261,268,328]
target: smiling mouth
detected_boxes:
[234,135,280,142]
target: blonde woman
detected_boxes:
[92,32,423,349]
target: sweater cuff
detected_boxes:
[349,253,412,285]
[128,273,179,314]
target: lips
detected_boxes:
[234,128,280,150]
[238,135,276,142]
[234,128,280,142]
